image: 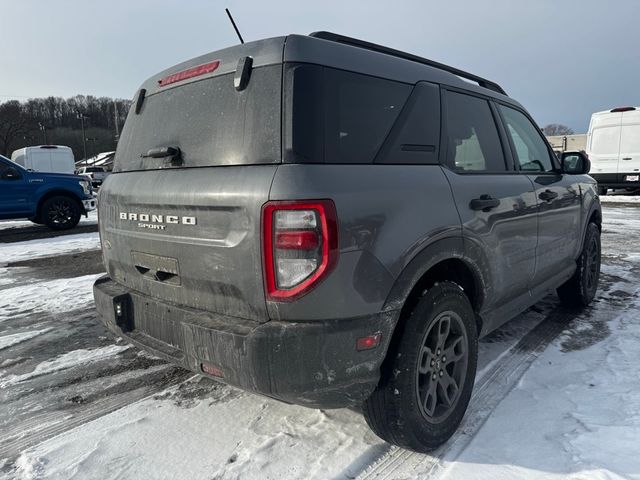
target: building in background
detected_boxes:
[546,134,587,155]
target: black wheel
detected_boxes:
[557,222,601,307]
[598,186,607,196]
[41,196,81,230]
[363,281,478,452]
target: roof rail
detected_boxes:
[308,31,507,96]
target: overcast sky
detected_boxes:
[2,0,638,132]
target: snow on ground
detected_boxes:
[0,233,100,265]
[0,273,103,318]
[0,328,52,351]
[0,210,98,232]
[9,382,381,480]
[441,302,640,480]
[600,195,640,204]
[0,344,130,388]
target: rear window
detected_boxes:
[284,65,411,164]
[85,167,104,172]
[114,65,282,172]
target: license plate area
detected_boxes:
[131,251,181,286]
[625,175,639,182]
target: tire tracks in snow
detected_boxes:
[355,308,577,480]
[0,369,191,462]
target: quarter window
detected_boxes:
[499,105,555,172]
[445,92,506,172]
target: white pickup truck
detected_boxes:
[76,166,110,187]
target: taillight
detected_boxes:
[262,200,338,301]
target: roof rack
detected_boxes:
[308,31,507,96]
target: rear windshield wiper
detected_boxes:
[140,146,183,166]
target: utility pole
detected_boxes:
[77,113,88,167]
[38,123,47,144]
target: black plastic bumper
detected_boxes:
[592,173,640,189]
[93,275,398,408]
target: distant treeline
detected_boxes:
[0,95,132,160]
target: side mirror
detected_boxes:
[561,151,590,175]
[1,166,21,180]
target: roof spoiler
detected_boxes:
[309,31,507,96]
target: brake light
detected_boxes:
[158,60,220,87]
[262,200,338,301]
[610,107,636,113]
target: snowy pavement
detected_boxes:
[1,204,639,479]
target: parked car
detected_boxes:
[11,145,75,175]
[76,166,110,187]
[587,106,640,194]
[93,32,601,452]
[0,154,95,230]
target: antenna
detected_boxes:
[225,8,244,44]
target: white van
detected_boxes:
[587,107,640,194]
[11,145,76,175]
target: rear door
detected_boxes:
[29,149,53,172]
[588,112,622,182]
[100,40,284,323]
[497,104,582,285]
[619,110,640,182]
[441,90,538,313]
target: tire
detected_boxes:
[41,196,81,230]
[363,281,478,452]
[557,222,601,307]
[598,186,607,196]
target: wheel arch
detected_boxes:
[382,237,488,354]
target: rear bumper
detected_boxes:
[93,275,397,408]
[592,173,640,189]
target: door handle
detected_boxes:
[622,157,632,160]
[538,189,558,202]
[470,194,500,212]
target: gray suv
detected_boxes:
[94,32,601,452]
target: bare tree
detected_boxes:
[543,124,574,136]
[0,101,34,156]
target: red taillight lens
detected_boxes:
[275,230,319,250]
[262,200,338,302]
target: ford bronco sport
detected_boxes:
[94,32,601,452]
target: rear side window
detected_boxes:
[284,65,411,164]
[114,65,282,172]
[499,105,555,172]
[445,91,506,172]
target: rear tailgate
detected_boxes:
[100,37,285,321]
[99,166,277,320]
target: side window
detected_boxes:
[284,64,412,164]
[499,105,555,172]
[445,92,506,172]
[325,69,411,164]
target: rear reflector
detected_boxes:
[201,362,224,378]
[158,60,220,87]
[356,333,382,351]
[262,200,338,301]
[610,107,636,113]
